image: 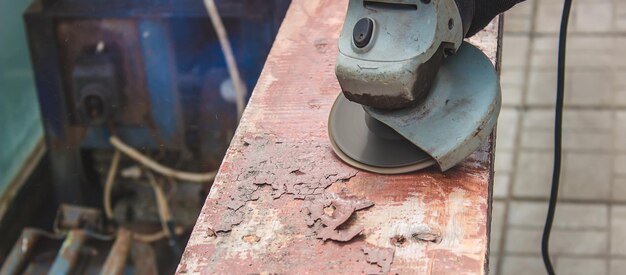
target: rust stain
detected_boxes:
[390,235,407,247]
[242,234,260,243]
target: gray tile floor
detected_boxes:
[492,0,626,274]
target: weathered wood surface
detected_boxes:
[178,0,501,273]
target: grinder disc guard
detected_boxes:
[329,42,501,173]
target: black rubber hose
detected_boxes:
[467,0,526,37]
[541,0,573,274]
[454,0,475,37]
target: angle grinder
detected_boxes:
[329,0,501,174]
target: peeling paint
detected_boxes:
[235,140,358,200]
[221,204,287,259]
[212,139,357,233]
[302,192,373,242]
[361,245,394,274]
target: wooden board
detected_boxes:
[177,0,501,273]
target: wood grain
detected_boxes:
[177,0,501,273]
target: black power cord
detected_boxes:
[541,0,573,274]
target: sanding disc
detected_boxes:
[328,93,436,174]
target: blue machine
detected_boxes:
[23,0,290,205]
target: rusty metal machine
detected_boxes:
[1,0,289,272]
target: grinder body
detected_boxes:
[335,0,474,109]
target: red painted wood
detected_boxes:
[178,1,501,273]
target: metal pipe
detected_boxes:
[100,229,132,275]
[0,229,40,275]
[48,230,87,275]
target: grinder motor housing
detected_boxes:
[335,0,474,110]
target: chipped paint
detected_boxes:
[362,245,395,274]
[302,192,373,241]
[211,138,358,234]
[219,204,288,259]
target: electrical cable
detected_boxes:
[145,170,182,253]
[26,228,115,241]
[132,227,185,243]
[27,228,66,240]
[83,230,117,241]
[145,170,173,237]
[541,0,572,273]
[132,231,170,243]
[104,150,122,219]
[110,136,217,183]
[102,143,186,243]
[202,0,248,120]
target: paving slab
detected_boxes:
[497,108,521,151]
[612,178,626,201]
[502,35,530,69]
[507,201,608,229]
[573,2,614,33]
[534,2,564,34]
[491,201,507,254]
[501,256,547,275]
[494,172,511,199]
[568,70,614,107]
[610,259,626,275]
[556,257,608,275]
[501,68,525,106]
[513,151,553,198]
[505,228,608,255]
[610,206,626,256]
[561,153,612,200]
[526,69,557,106]
[615,111,626,151]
